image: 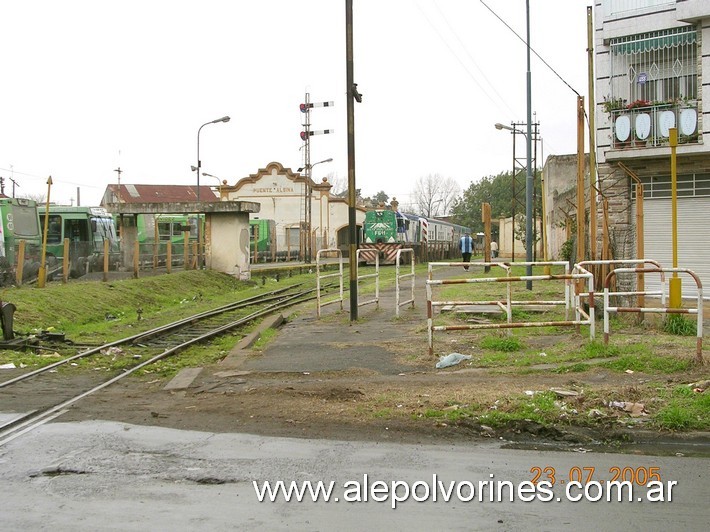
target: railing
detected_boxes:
[603,267,703,364]
[355,249,379,310]
[425,261,594,357]
[316,249,344,318]
[395,248,415,317]
[609,100,700,150]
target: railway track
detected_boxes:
[0,284,317,446]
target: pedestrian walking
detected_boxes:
[490,240,498,259]
[459,232,473,271]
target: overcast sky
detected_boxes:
[1,0,592,209]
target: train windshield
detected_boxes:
[91,216,119,252]
[11,204,41,238]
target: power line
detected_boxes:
[0,166,103,189]
[415,1,516,117]
[479,0,581,97]
[431,0,515,114]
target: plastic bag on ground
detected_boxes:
[436,353,472,369]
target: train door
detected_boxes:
[46,215,63,245]
[65,218,91,259]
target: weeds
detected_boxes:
[662,315,696,336]
[652,385,710,430]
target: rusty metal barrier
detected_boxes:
[395,248,415,317]
[426,261,593,357]
[577,259,667,312]
[603,267,703,364]
[355,249,379,310]
[316,249,344,318]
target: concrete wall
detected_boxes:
[498,217,542,260]
[205,212,251,280]
[543,154,590,260]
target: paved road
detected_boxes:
[0,419,705,531]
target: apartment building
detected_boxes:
[594,0,710,294]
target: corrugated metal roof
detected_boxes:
[105,184,219,203]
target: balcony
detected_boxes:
[608,99,700,150]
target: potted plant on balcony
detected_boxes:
[626,99,651,110]
[602,96,626,114]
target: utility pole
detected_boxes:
[524,0,533,289]
[346,0,362,322]
[9,178,19,198]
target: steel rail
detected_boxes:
[0,285,300,389]
[0,288,317,446]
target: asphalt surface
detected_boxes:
[0,418,706,531]
[1,264,708,530]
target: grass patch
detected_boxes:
[480,336,523,352]
[252,327,278,351]
[652,385,710,430]
[600,353,693,374]
[478,391,560,427]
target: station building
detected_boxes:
[219,161,366,258]
[101,161,366,268]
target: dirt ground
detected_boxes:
[45,290,708,453]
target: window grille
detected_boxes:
[609,27,697,105]
[631,174,710,199]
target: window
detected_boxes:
[609,27,697,105]
[632,174,710,199]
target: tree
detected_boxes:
[450,170,542,238]
[450,171,515,235]
[413,174,460,218]
[20,192,47,204]
[325,171,346,196]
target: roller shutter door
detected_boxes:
[632,197,710,299]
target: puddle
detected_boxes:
[501,439,710,457]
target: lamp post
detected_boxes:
[297,157,333,263]
[495,121,537,288]
[195,115,230,268]
[202,172,225,200]
[196,116,230,202]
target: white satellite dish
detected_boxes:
[679,108,697,136]
[615,115,631,142]
[658,110,676,138]
[635,113,651,140]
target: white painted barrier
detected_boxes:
[316,249,343,318]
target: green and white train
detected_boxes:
[360,209,471,264]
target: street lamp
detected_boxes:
[202,172,225,200]
[195,115,230,268]
[297,157,333,263]
[196,115,230,202]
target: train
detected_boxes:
[359,208,472,264]
[134,213,279,264]
[249,218,276,262]
[0,197,43,284]
[40,206,121,278]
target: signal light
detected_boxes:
[300,103,307,113]
[300,131,309,140]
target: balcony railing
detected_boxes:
[609,100,700,150]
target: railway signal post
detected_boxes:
[300,94,334,263]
